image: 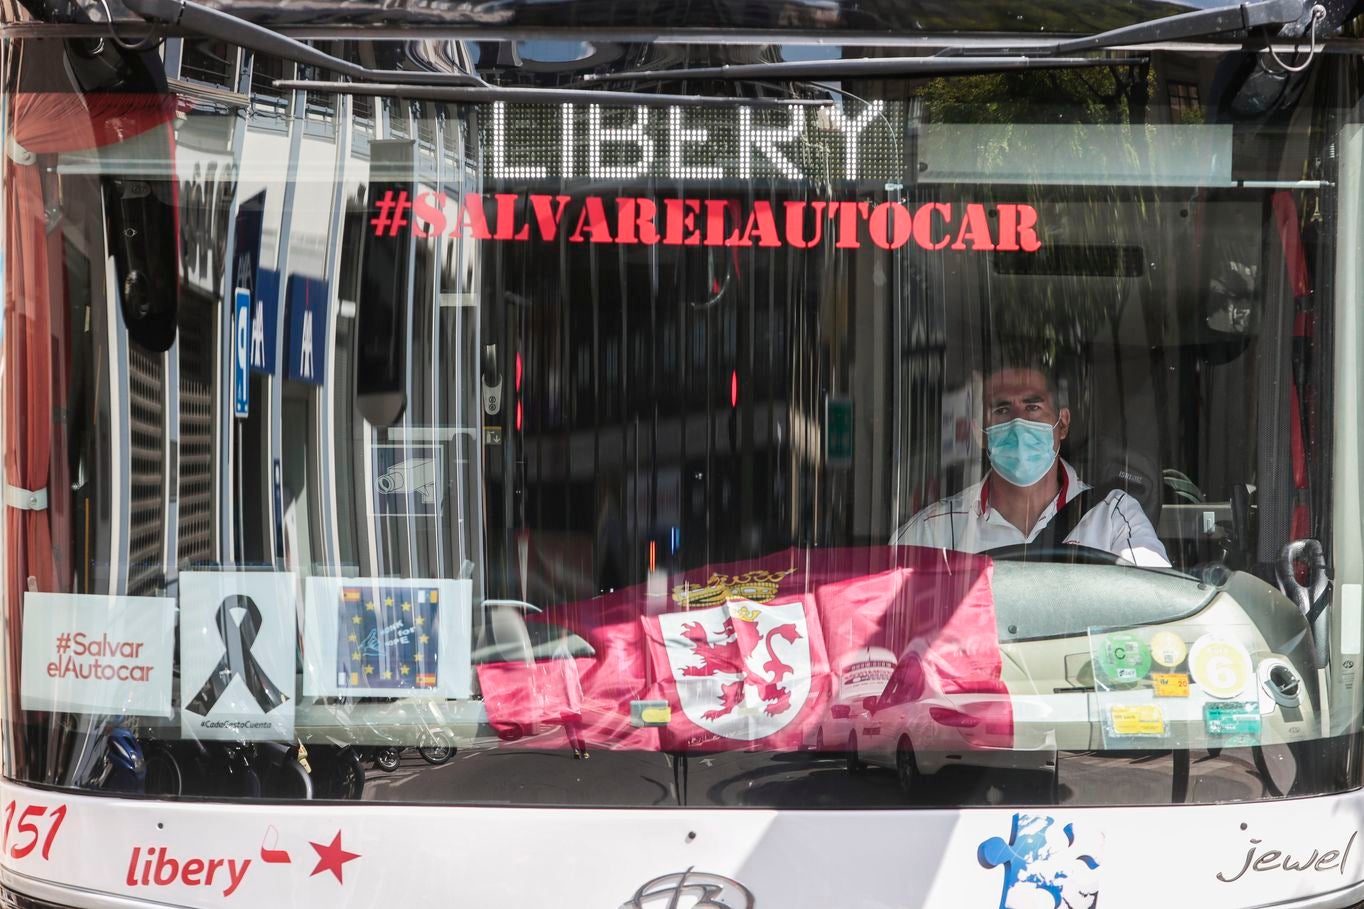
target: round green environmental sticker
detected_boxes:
[1095,632,1152,687]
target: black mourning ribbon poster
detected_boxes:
[186,595,288,715]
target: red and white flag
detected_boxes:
[475,594,658,751]
[478,546,1007,753]
[643,593,830,751]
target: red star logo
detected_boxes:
[309,831,361,883]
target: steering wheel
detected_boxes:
[983,543,1128,566]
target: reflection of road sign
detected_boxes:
[272,458,285,559]
[233,289,251,418]
[231,192,264,296]
[230,194,273,380]
[373,445,444,517]
[826,397,853,467]
[249,269,280,375]
[940,385,975,467]
[286,275,327,385]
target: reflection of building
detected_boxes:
[58,44,483,604]
[177,301,216,566]
[174,101,237,574]
[57,41,1279,607]
[125,347,166,597]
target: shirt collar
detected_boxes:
[978,459,1075,517]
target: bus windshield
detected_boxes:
[4,28,1363,809]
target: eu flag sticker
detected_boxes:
[334,584,441,690]
[303,576,473,699]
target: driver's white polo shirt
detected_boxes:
[889,459,1171,568]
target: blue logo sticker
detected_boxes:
[979,813,1103,909]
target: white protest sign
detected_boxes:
[21,592,176,717]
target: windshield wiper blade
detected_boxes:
[587,55,1139,84]
[592,0,1307,84]
[275,80,828,108]
[126,0,825,108]
[937,0,1309,56]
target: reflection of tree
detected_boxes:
[920,66,1162,370]
[988,264,1127,369]
[920,65,1155,126]
[903,0,1187,35]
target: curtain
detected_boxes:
[4,91,176,749]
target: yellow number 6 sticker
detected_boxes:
[1189,636,1253,699]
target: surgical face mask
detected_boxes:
[984,417,1059,487]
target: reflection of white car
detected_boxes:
[472,599,595,664]
[806,647,895,754]
[851,642,1054,794]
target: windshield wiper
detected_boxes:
[586,55,1139,84]
[591,0,1308,83]
[271,79,825,108]
[122,0,826,109]
[936,0,1310,56]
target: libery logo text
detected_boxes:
[126,846,251,897]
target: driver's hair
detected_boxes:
[981,357,1070,411]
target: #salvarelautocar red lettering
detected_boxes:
[474,546,1009,754]
[371,193,1042,253]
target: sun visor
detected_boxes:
[917,123,1233,187]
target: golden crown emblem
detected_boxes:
[671,568,798,609]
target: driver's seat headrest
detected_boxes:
[1083,439,1161,526]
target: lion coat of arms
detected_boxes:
[647,597,824,746]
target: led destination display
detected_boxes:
[484,100,905,183]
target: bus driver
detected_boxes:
[891,363,1171,568]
